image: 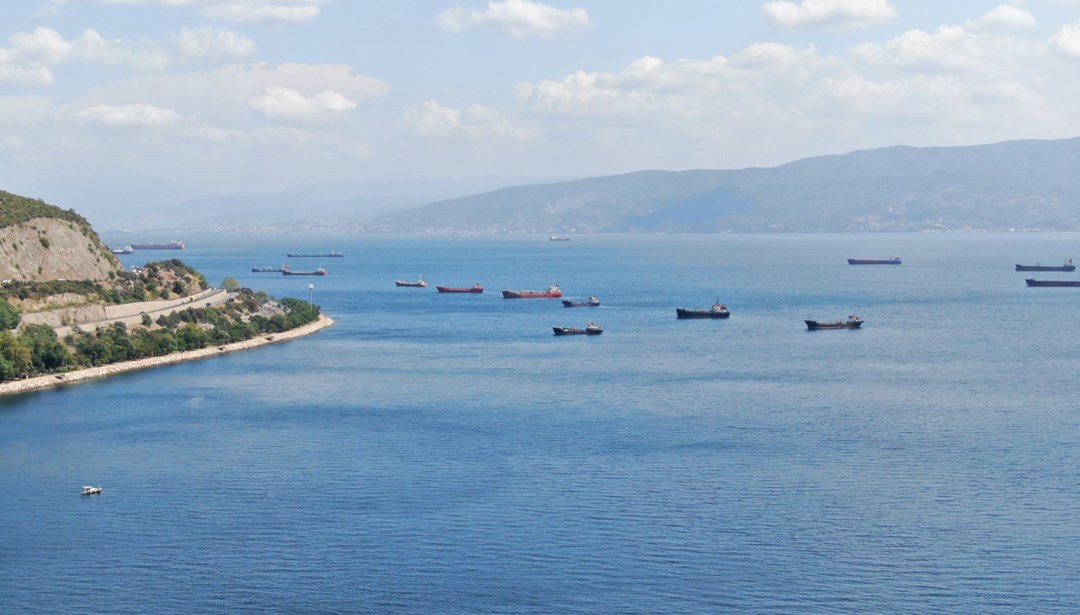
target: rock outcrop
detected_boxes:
[0,190,121,282]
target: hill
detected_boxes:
[364,137,1080,233]
[0,190,121,281]
[0,189,327,387]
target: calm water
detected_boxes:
[3,233,1080,613]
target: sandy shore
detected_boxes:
[0,314,335,397]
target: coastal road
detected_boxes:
[51,288,230,338]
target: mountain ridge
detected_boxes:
[365,136,1080,234]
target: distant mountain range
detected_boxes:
[14,137,1080,233]
[365,136,1080,233]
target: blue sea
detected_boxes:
[4,233,1080,614]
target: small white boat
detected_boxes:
[82,485,102,496]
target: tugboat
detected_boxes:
[502,284,562,299]
[1016,259,1075,272]
[553,321,603,335]
[436,282,484,293]
[396,275,427,288]
[805,314,864,330]
[562,296,601,307]
[676,301,730,319]
[848,257,901,265]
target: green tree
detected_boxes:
[175,323,209,351]
[0,331,32,381]
[0,298,21,331]
[18,324,71,373]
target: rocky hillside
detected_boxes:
[0,190,121,281]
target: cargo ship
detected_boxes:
[848,257,900,265]
[396,276,427,288]
[1025,279,1080,287]
[287,251,343,257]
[131,240,185,250]
[436,283,484,293]
[110,245,134,255]
[805,315,863,330]
[562,296,601,307]
[252,264,281,272]
[502,284,562,299]
[553,321,603,335]
[676,301,730,319]
[1015,259,1074,272]
[281,264,326,276]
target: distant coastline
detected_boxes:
[0,314,335,397]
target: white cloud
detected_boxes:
[823,74,966,117]
[436,0,589,38]
[730,42,829,73]
[0,95,55,127]
[177,26,255,60]
[51,0,328,25]
[202,2,322,25]
[0,136,24,150]
[2,27,169,75]
[177,124,240,141]
[249,86,357,122]
[967,5,1037,30]
[0,62,55,86]
[9,27,72,64]
[763,0,897,29]
[852,26,1041,73]
[407,100,531,140]
[1049,21,1080,58]
[518,44,825,118]
[74,103,182,126]
[73,29,170,69]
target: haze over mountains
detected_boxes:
[368,137,1080,234]
[19,137,1080,234]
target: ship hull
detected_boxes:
[848,258,900,265]
[282,270,326,276]
[287,253,343,257]
[805,320,863,330]
[436,286,483,293]
[676,308,730,319]
[553,326,602,335]
[1015,265,1076,272]
[503,290,562,299]
[1025,279,1080,287]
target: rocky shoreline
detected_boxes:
[0,314,335,397]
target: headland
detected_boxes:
[0,314,334,397]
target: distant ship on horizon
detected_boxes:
[132,240,184,250]
[281,264,326,276]
[287,251,343,258]
[848,257,900,265]
[1015,259,1074,272]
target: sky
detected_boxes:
[2,0,1080,197]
